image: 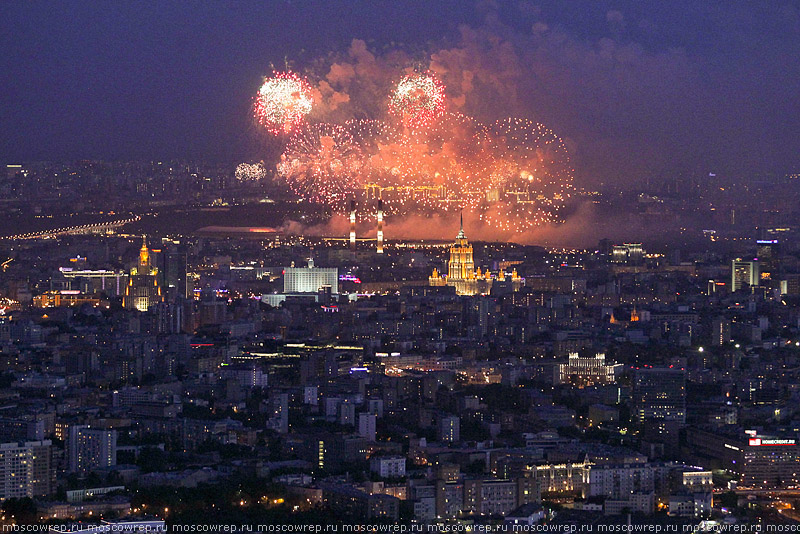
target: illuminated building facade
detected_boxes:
[58,268,127,296]
[555,352,623,387]
[612,243,644,265]
[0,440,54,500]
[123,237,163,312]
[67,426,117,474]
[742,435,800,488]
[284,259,338,294]
[430,217,489,296]
[429,218,522,296]
[687,429,800,489]
[632,368,686,423]
[533,461,591,495]
[33,291,103,308]
[731,259,759,291]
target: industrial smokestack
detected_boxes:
[349,200,356,251]
[376,199,384,254]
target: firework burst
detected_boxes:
[388,72,446,129]
[262,63,575,233]
[277,123,364,210]
[253,71,314,135]
[479,118,574,229]
[273,115,574,232]
[235,162,267,182]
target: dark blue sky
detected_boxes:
[2,1,799,185]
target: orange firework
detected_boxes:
[266,68,575,233]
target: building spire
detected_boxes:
[457,211,466,240]
[139,235,150,268]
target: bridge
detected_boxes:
[0,215,140,240]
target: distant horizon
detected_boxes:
[4,1,800,189]
[4,159,795,183]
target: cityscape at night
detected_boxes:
[3,1,800,532]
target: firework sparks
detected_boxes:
[479,118,574,230]
[261,63,574,234]
[388,72,446,129]
[235,162,267,182]
[277,123,364,210]
[253,71,314,135]
[274,114,573,232]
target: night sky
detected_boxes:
[2,0,799,187]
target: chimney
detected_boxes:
[376,199,384,254]
[349,200,357,251]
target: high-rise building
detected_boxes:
[0,440,54,500]
[633,367,686,448]
[741,435,800,488]
[67,426,117,474]
[29,441,54,497]
[711,316,731,346]
[123,237,163,311]
[160,245,189,300]
[687,429,800,489]
[283,259,338,295]
[756,239,779,271]
[633,368,686,424]
[449,219,475,281]
[358,412,377,442]
[731,259,759,291]
[0,418,45,443]
[429,216,492,296]
[438,415,460,442]
[267,393,289,434]
[154,300,186,334]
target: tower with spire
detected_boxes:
[448,213,475,283]
[137,235,150,270]
[429,213,490,295]
[123,235,163,311]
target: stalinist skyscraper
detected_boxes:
[123,236,163,311]
[430,215,489,296]
[448,215,475,281]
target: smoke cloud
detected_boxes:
[265,2,800,244]
[279,200,678,249]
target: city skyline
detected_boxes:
[4,1,800,529]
